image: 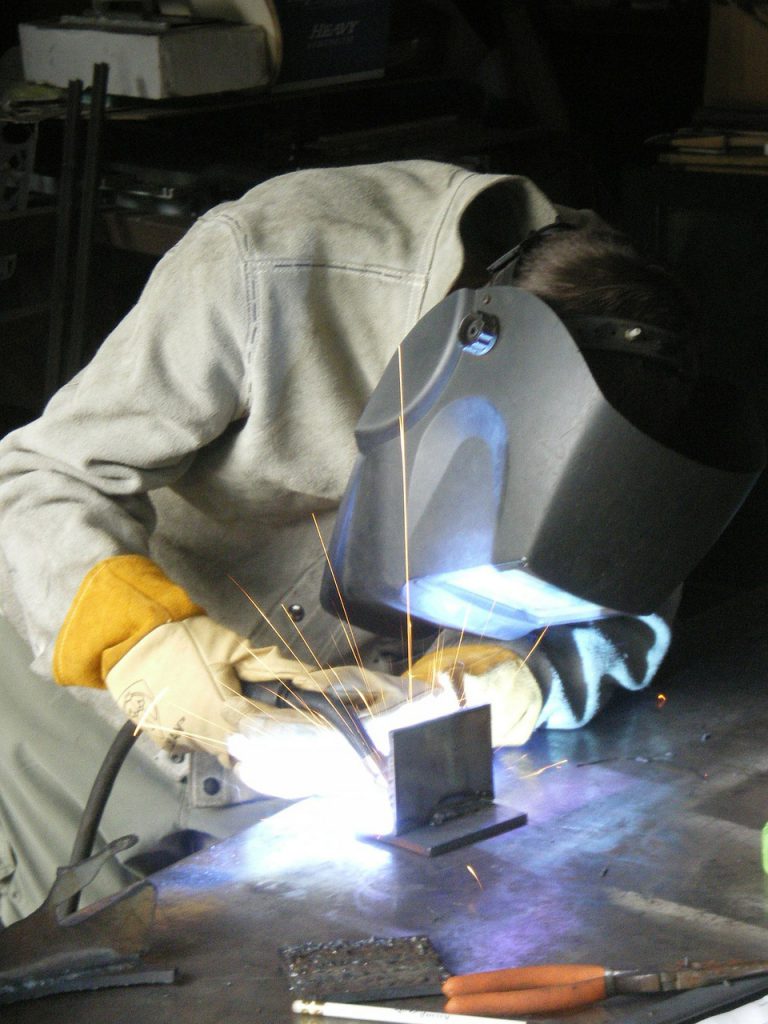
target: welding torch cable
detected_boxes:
[442,964,612,1016]
[65,719,140,915]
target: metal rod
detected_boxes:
[66,62,109,382]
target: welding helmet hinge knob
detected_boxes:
[458,311,499,355]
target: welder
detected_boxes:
[0,160,757,924]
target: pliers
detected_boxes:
[442,959,768,1016]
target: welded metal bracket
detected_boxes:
[0,834,176,1005]
[367,705,526,856]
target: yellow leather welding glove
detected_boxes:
[107,625,418,771]
[103,615,330,766]
[53,554,206,688]
[53,555,410,769]
[405,643,543,748]
[53,555,325,765]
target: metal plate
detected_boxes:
[371,802,527,857]
[389,705,495,834]
[10,593,768,1023]
[280,934,447,1001]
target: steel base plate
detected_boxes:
[364,802,527,857]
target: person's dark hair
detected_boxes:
[511,224,696,333]
[510,224,707,456]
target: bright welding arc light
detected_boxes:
[408,564,611,639]
[228,720,384,802]
[363,689,461,757]
[228,726,397,836]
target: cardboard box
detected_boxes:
[273,0,390,88]
[704,1,768,109]
[19,20,271,99]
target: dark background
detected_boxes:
[2,1,765,616]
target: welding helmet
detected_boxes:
[320,284,764,641]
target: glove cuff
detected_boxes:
[53,554,205,688]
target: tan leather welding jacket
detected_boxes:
[0,160,561,678]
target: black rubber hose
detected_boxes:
[65,681,385,915]
[65,719,139,915]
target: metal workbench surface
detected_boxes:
[7,594,768,1024]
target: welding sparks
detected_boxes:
[516,624,549,673]
[466,864,483,889]
[520,758,568,779]
[153,337,583,804]
[311,513,367,676]
[132,686,169,736]
[212,326,568,799]
[226,575,374,740]
[503,752,530,772]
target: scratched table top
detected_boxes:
[7,592,768,1024]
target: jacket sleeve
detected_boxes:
[509,594,679,729]
[0,213,251,676]
[433,590,679,731]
